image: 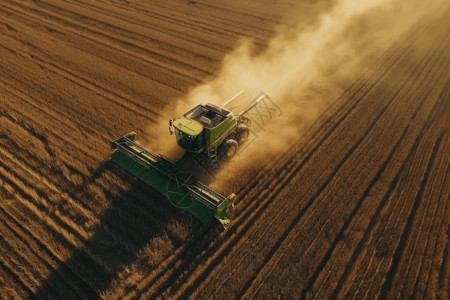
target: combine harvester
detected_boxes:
[110,92,274,228]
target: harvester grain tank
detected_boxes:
[110,92,272,228]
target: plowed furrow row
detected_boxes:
[232,18,425,218]
[169,22,436,299]
[422,140,450,298]
[384,81,450,297]
[127,21,423,298]
[358,78,450,298]
[347,148,431,299]
[246,22,450,298]
[307,103,444,299]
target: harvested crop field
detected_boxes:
[1,0,449,299]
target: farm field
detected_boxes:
[0,0,449,299]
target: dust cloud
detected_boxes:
[148,0,447,189]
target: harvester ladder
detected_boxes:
[208,146,219,168]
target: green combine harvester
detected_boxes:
[111,92,272,228]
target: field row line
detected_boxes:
[58,0,234,54]
[305,35,450,299]
[399,133,450,298]
[39,0,228,66]
[0,207,93,299]
[3,0,206,89]
[0,10,160,125]
[333,91,448,298]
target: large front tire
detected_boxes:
[221,139,238,160]
[237,125,250,143]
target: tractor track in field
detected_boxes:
[1,0,449,298]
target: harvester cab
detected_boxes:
[169,103,242,164]
[110,92,272,229]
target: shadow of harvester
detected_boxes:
[34,160,208,299]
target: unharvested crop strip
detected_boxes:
[0,234,52,295]
[0,162,89,245]
[0,146,95,225]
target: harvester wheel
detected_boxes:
[237,125,250,143]
[222,139,238,160]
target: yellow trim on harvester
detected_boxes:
[173,117,204,136]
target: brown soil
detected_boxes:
[1,0,448,299]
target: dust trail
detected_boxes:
[147,0,448,189]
